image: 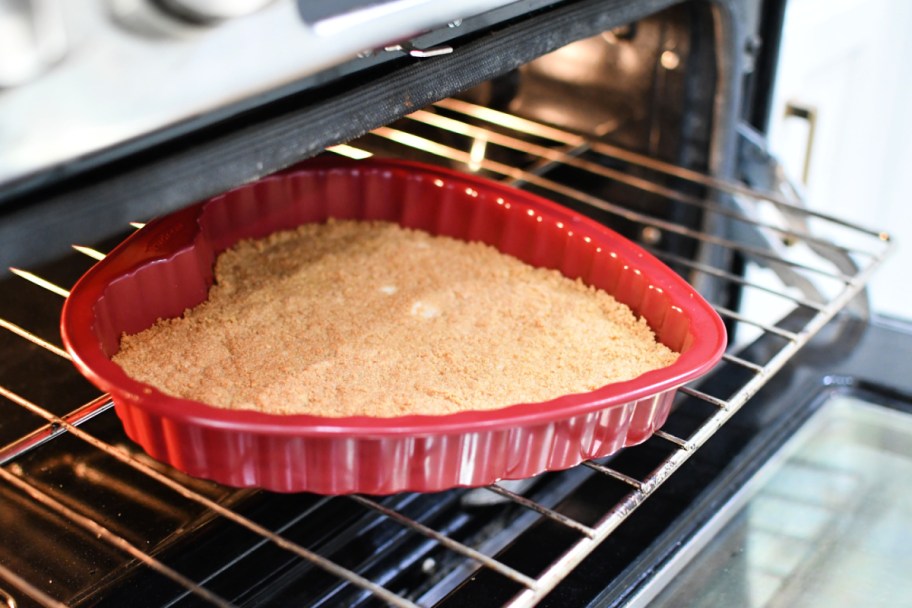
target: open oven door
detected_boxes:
[581,314,912,607]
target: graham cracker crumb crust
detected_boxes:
[113,220,678,417]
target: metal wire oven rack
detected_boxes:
[0,99,893,607]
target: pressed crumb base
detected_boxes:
[114,220,678,417]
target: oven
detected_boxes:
[1,0,909,606]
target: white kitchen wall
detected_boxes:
[767,0,912,320]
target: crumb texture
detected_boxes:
[114,220,678,416]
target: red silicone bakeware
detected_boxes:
[61,157,726,495]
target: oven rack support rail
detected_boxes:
[0,100,893,607]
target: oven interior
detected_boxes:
[0,0,897,606]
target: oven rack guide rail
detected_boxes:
[0,99,893,607]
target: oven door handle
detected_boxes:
[783,101,819,185]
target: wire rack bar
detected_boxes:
[0,385,419,608]
[7,268,70,298]
[482,484,597,538]
[71,245,106,261]
[645,248,829,312]
[0,395,113,465]
[652,430,691,451]
[580,462,644,491]
[349,495,540,589]
[0,587,14,608]
[505,445,694,608]
[0,465,233,608]
[710,306,800,341]
[372,127,856,285]
[720,353,764,374]
[406,109,873,259]
[0,562,68,608]
[434,98,891,240]
[0,318,71,360]
[678,386,732,410]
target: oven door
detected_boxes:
[569,315,912,606]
